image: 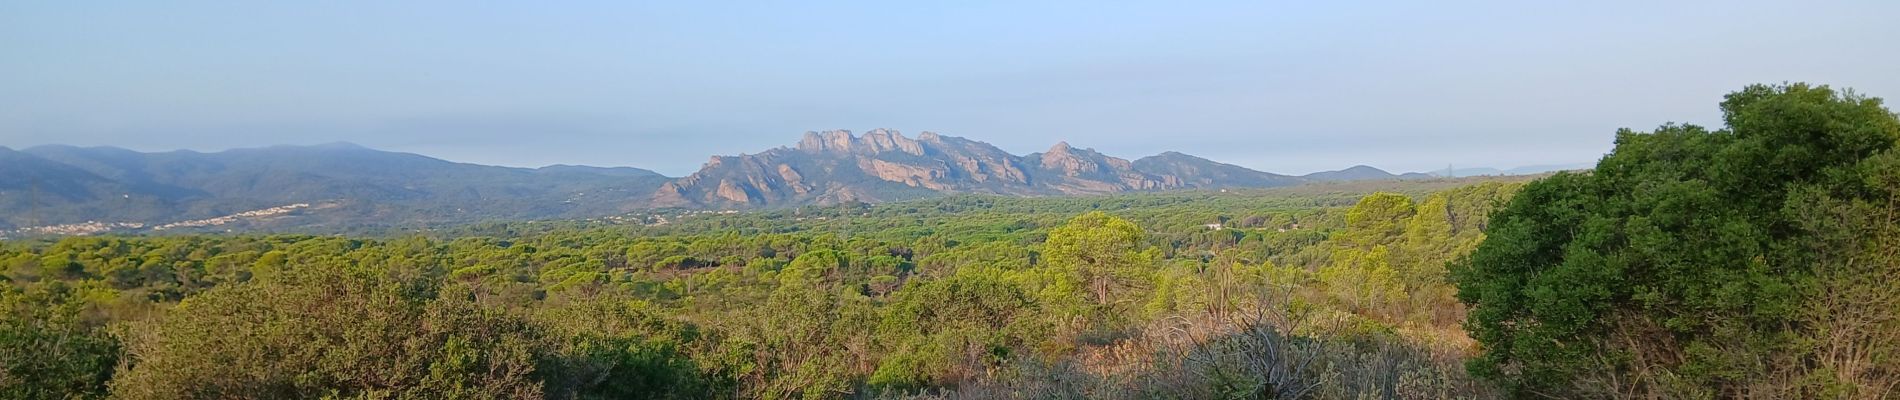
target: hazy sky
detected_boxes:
[3,1,1896,176]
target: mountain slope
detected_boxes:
[1299,165,1437,181]
[1132,151,1304,189]
[652,129,1312,208]
[0,147,121,201]
[651,129,1031,207]
[1,144,669,229]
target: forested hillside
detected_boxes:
[1,84,1895,399]
[1,176,1525,399]
[0,143,670,232]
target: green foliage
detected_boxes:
[869,272,1039,390]
[1042,211,1152,305]
[109,264,546,399]
[1319,186,1512,326]
[1340,192,1416,248]
[1453,83,1900,397]
[0,175,1531,399]
[533,295,717,400]
[0,283,119,400]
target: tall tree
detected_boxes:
[1452,83,1900,397]
[1042,211,1149,306]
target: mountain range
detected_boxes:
[652,129,1330,208]
[1,129,1500,232]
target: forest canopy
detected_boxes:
[1,177,1524,399]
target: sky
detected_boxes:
[3,1,1897,176]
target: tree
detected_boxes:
[0,282,119,400]
[110,264,546,399]
[1340,192,1415,249]
[869,272,1039,390]
[728,249,876,399]
[533,294,718,400]
[1042,212,1149,306]
[1322,193,1425,322]
[1319,246,1404,319]
[1452,83,1900,397]
[1787,149,1900,399]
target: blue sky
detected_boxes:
[3,1,1896,176]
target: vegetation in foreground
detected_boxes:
[1456,83,1900,398]
[1,83,1895,399]
[3,177,1520,399]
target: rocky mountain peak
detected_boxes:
[860,128,926,156]
[654,129,1338,207]
[1048,141,1074,154]
[797,129,926,156]
[1036,141,1107,173]
[797,130,858,153]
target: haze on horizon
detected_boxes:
[3,1,1896,176]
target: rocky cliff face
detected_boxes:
[651,129,1309,208]
[649,151,827,207]
[1025,142,1173,194]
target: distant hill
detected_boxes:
[1132,151,1307,189]
[0,143,668,230]
[1300,165,1435,181]
[2,130,1514,233]
[1424,162,1594,177]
